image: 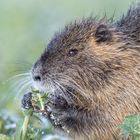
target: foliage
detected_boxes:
[0,91,64,140]
[0,110,62,140]
[120,115,140,140]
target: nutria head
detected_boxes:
[31,18,140,111]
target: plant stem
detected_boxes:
[37,93,44,110]
[21,109,33,140]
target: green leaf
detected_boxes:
[120,115,140,140]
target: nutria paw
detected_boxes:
[21,92,33,109]
[45,94,72,131]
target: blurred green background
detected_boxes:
[0,0,138,138]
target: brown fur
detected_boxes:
[29,4,140,140]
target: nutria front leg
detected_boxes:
[42,93,84,134]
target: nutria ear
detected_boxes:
[95,24,112,43]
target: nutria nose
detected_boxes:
[33,75,41,81]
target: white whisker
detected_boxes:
[10,78,31,93]
[6,72,31,83]
[14,81,32,99]
[55,74,91,102]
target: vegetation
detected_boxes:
[0,109,56,140]
[120,115,140,140]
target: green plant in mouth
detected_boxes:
[0,90,61,140]
[21,90,48,140]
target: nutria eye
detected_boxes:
[68,49,78,57]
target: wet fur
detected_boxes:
[27,4,140,140]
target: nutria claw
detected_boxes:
[45,95,71,129]
[46,100,71,132]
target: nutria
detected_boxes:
[22,4,140,140]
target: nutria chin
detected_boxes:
[22,4,140,140]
